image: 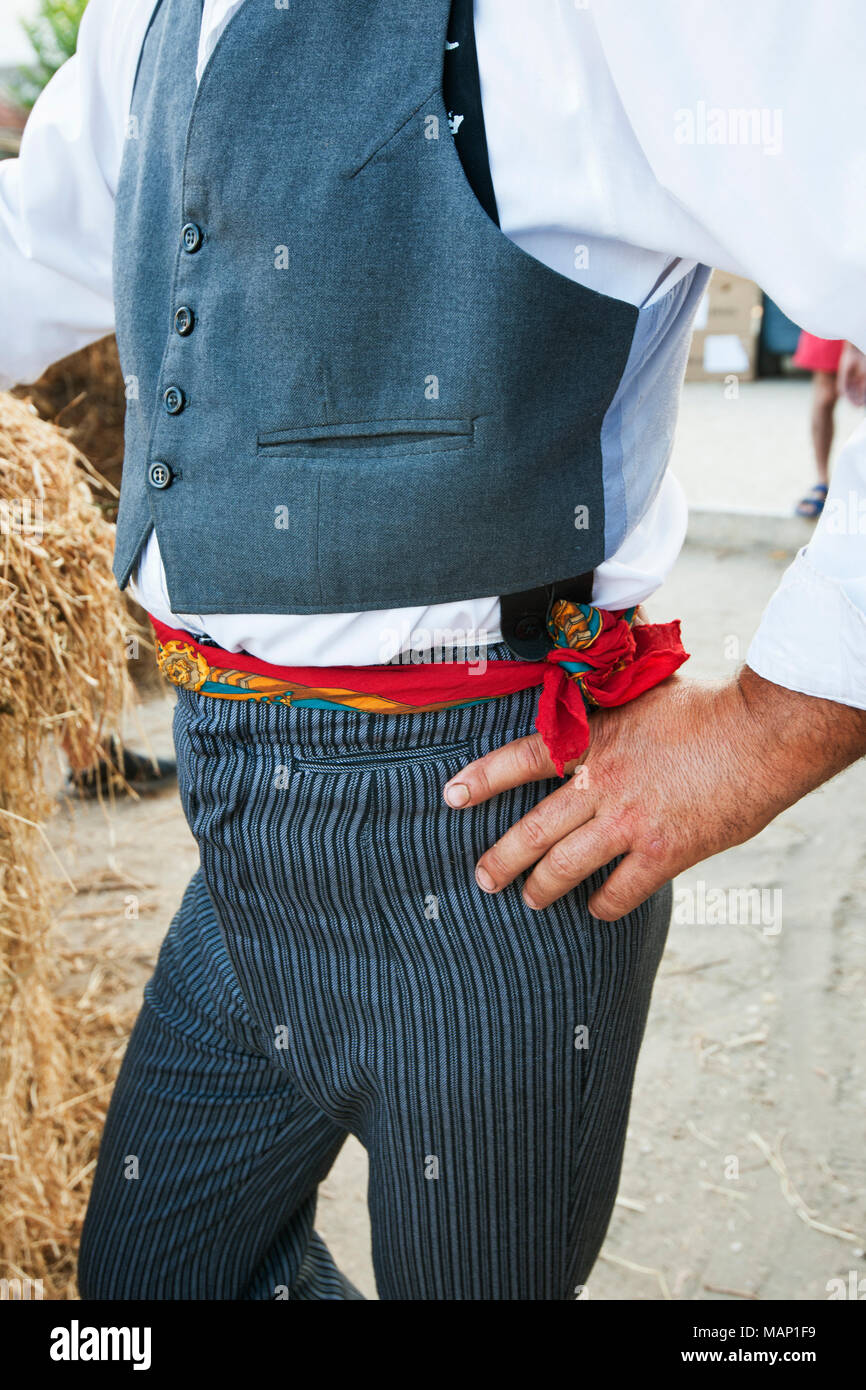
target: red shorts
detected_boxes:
[793,331,844,374]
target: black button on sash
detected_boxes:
[500,573,594,661]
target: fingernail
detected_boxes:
[444,782,470,808]
[475,865,496,893]
[523,890,541,910]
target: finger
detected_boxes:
[586,851,672,922]
[521,818,628,909]
[475,778,596,892]
[443,733,559,808]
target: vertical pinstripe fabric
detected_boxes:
[79,647,671,1301]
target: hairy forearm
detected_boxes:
[737,663,866,808]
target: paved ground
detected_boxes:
[47,379,866,1301]
[672,376,862,516]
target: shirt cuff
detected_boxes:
[747,548,866,709]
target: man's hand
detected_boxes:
[443,667,866,920]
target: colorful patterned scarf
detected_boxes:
[151,604,688,777]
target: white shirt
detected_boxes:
[2,0,866,706]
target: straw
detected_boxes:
[0,390,137,1298]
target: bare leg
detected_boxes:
[810,368,838,485]
[796,369,837,517]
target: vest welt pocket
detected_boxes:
[256,418,475,458]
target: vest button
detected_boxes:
[174,305,194,336]
[148,461,173,490]
[163,385,185,415]
[181,222,203,253]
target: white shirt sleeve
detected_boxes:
[594,0,866,706]
[747,423,866,709]
[0,0,156,388]
[592,0,866,351]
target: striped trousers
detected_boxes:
[78,649,671,1300]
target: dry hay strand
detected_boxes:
[0,391,137,1298]
[748,1131,863,1246]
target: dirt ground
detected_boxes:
[46,535,866,1302]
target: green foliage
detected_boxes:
[9,0,90,110]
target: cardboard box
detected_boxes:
[686,271,763,382]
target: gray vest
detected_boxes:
[112,0,710,615]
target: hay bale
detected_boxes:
[0,392,137,1298]
[11,336,126,508]
[12,338,165,695]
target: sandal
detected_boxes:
[795,482,828,519]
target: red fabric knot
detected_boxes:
[535,608,690,776]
